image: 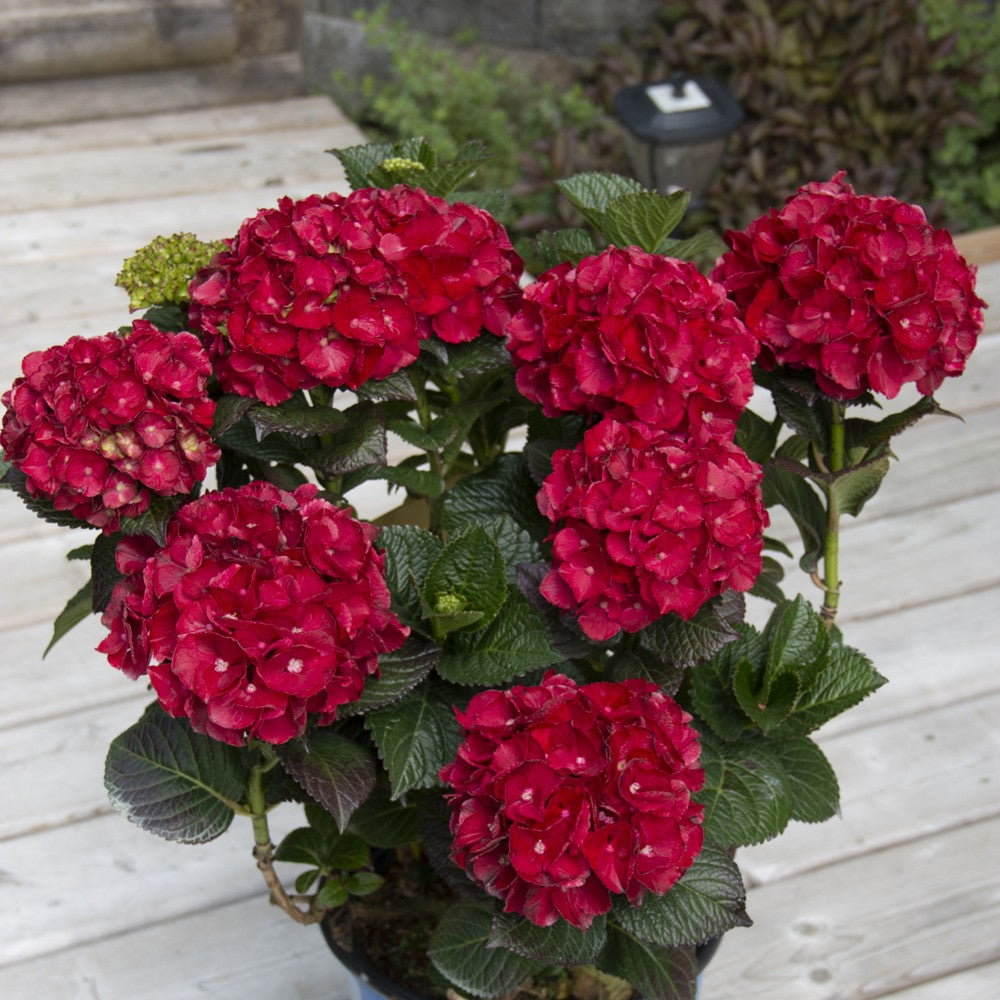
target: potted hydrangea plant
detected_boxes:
[0,140,983,1000]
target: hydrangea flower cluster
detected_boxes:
[506,246,758,442]
[538,419,767,640]
[0,320,218,531]
[712,172,985,399]
[440,672,705,929]
[506,246,767,639]
[188,185,523,405]
[98,482,408,745]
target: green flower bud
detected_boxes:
[434,592,468,615]
[379,156,427,175]
[116,232,225,311]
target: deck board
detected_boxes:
[0,97,998,999]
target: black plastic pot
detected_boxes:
[321,914,722,1000]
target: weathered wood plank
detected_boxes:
[0,618,137,732]
[0,95,350,158]
[0,529,93,631]
[0,692,149,840]
[0,182,350,263]
[0,804,306,967]
[1,123,363,213]
[738,691,1000,886]
[0,895,355,1000]
[703,816,1000,999]
[887,961,1000,999]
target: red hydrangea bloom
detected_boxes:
[538,418,767,641]
[440,672,705,929]
[0,320,218,531]
[188,185,523,405]
[505,246,758,442]
[97,482,408,745]
[713,172,985,399]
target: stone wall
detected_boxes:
[301,0,659,100]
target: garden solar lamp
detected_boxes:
[613,71,743,208]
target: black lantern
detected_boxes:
[613,72,743,205]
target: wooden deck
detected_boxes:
[1,99,998,999]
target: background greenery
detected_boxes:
[335,2,1000,238]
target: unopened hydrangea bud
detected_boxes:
[116,232,225,311]
[434,591,468,615]
[379,156,426,175]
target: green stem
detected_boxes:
[246,758,320,925]
[821,403,845,628]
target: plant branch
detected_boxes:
[246,760,321,925]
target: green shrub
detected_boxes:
[922,0,1000,231]
[338,7,604,233]
[587,0,969,232]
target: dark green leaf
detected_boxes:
[418,792,488,900]
[90,531,124,613]
[44,581,94,657]
[637,592,745,670]
[372,465,445,498]
[274,826,330,867]
[141,303,189,331]
[104,702,249,843]
[697,735,791,848]
[749,556,786,604]
[489,912,608,966]
[1,466,93,530]
[598,925,697,1000]
[248,401,347,441]
[437,590,561,686]
[601,191,690,253]
[387,419,440,451]
[339,638,441,717]
[775,643,886,736]
[312,404,386,475]
[118,496,182,546]
[443,454,546,541]
[296,869,320,893]
[761,461,826,573]
[556,172,644,231]
[606,648,686,697]
[378,524,443,628]
[356,370,418,402]
[735,409,780,465]
[612,847,750,947]
[365,685,463,798]
[329,139,400,190]
[688,628,766,742]
[532,228,599,270]
[316,878,349,908]
[659,230,722,262]
[429,903,541,998]
[843,395,952,451]
[771,738,840,823]
[762,595,829,691]
[769,384,829,446]
[347,780,420,847]
[66,543,94,561]
[480,514,541,582]
[278,731,377,832]
[424,525,508,629]
[345,871,385,896]
[211,394,256,435]
[732,662,800,734]
[828,457,891,517]
[443,336,512,376]
[216,420,308,465]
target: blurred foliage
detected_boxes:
[586,0,973,232]
[922,0,1000,231]
[338,6,606,236]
